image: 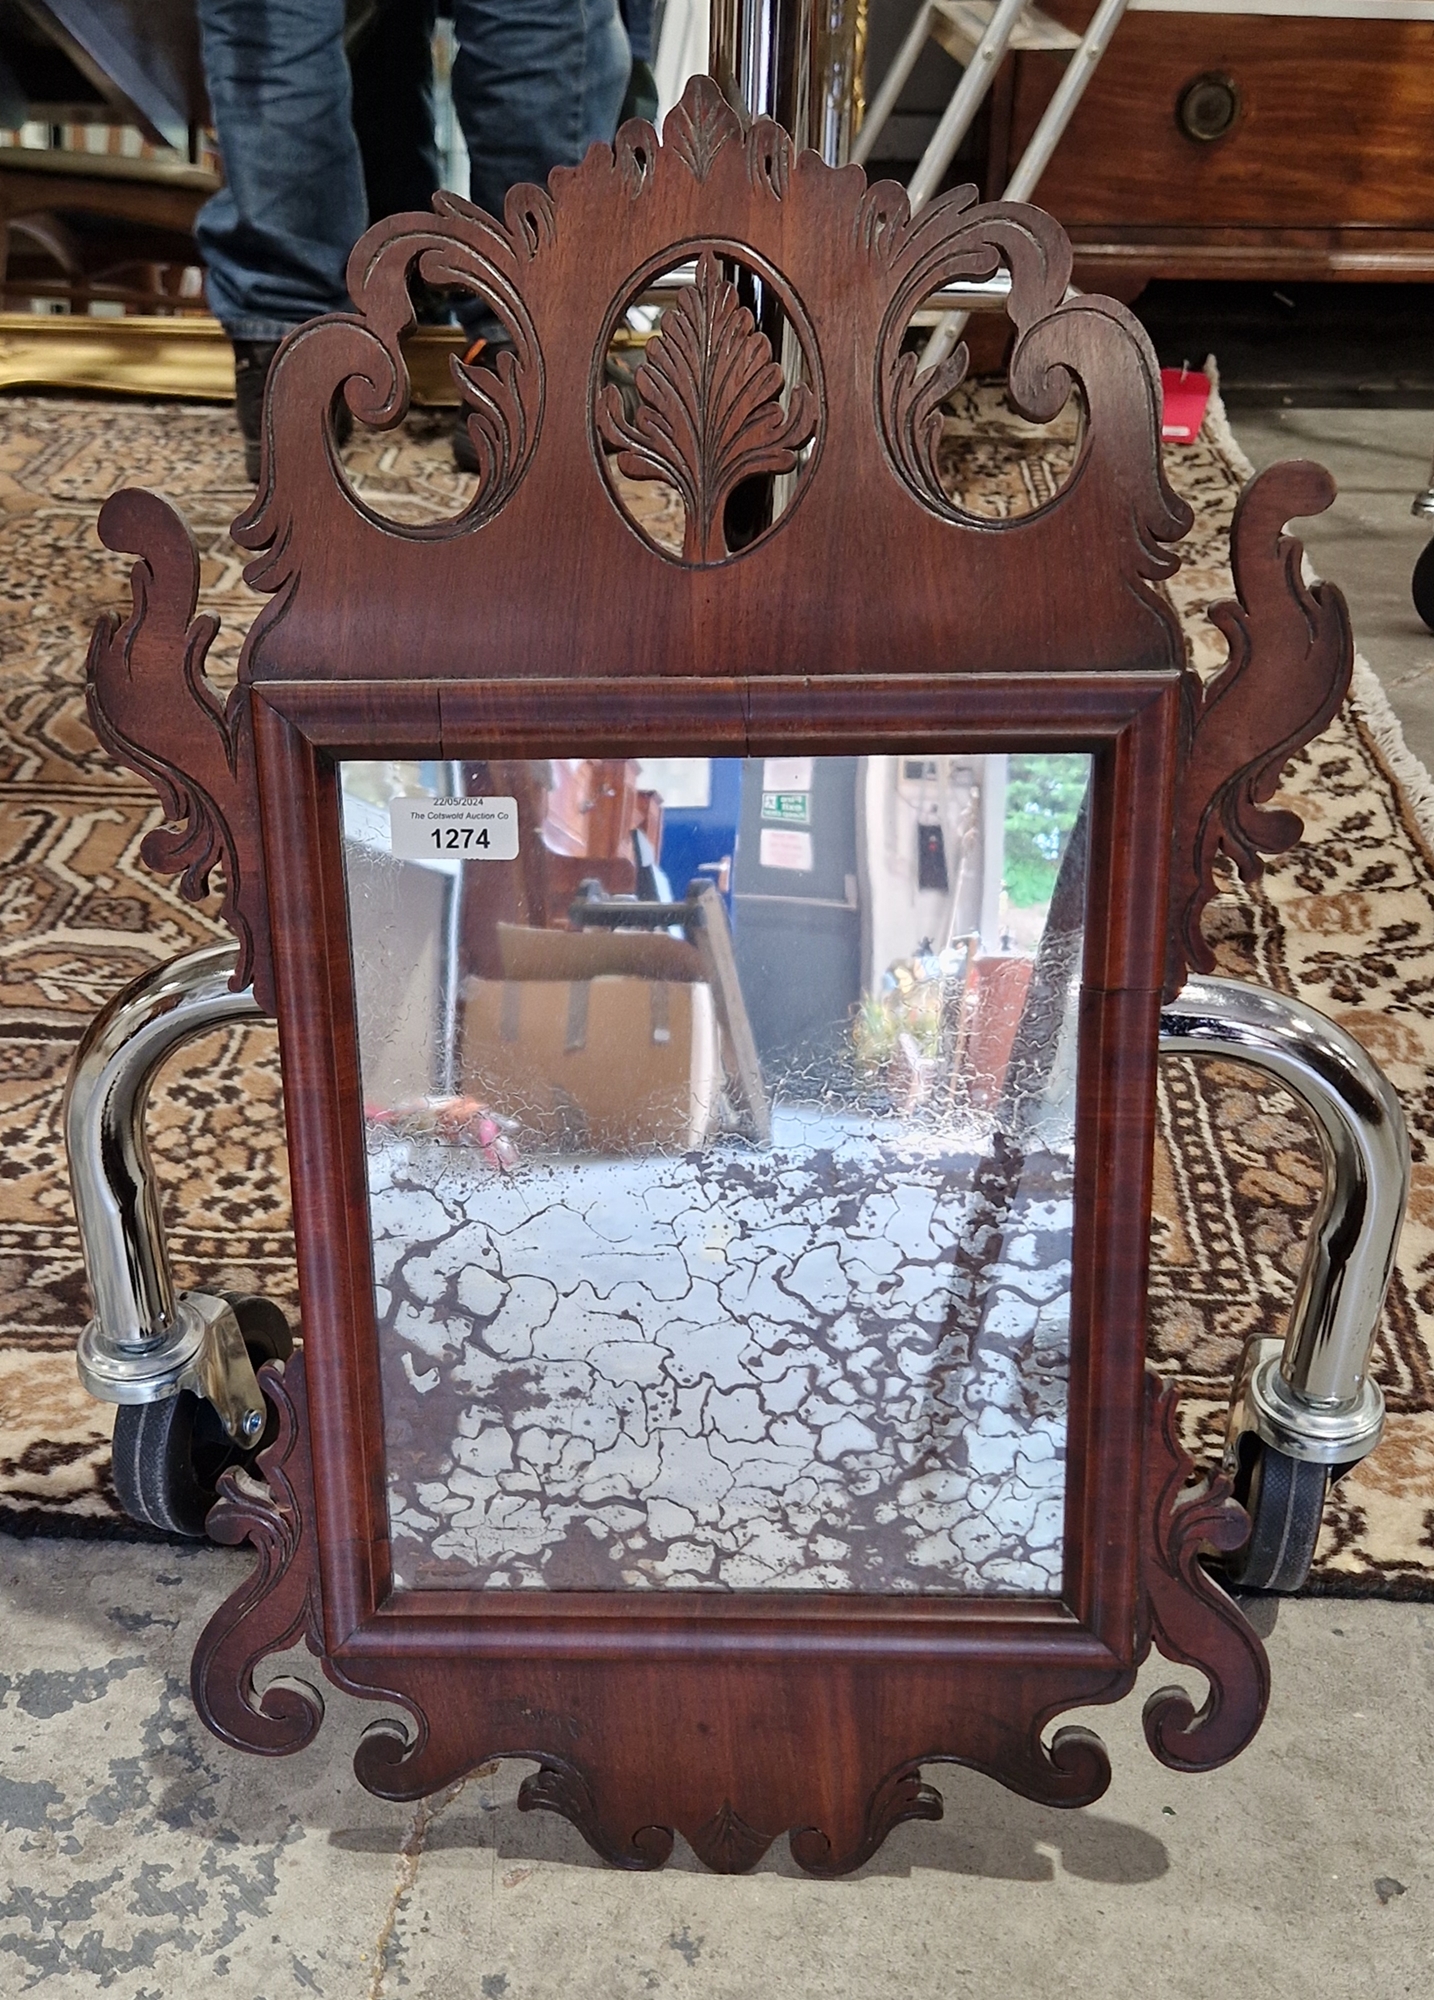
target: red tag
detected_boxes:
[1160,366,1211,444]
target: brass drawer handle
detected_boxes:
[1177,71,1241,143]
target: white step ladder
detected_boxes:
[852,2,1082,209]
[854,0,1133,365]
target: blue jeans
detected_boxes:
[196,0,631,341]
[454,0,630,226]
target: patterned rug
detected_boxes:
[2,379,1433,1596]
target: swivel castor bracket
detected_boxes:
[1159,975,1408,1590]
[77,1290,267,1446]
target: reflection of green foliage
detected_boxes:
[851,985,942,1074]
[1003,754,1088,909]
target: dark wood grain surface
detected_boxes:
[83,78,1357,1869]
[1009,3,1434,286]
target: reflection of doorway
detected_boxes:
[732,755,862,1069]
[859,755,992,994]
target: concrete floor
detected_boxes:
[1234,409,1434,768]
[5,406,1434,1995]
[1,1536,1431,1998]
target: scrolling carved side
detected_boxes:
[1138,1371,1270,1773]
[1166,459,1353,998]
[191,1355,325,1755]
[86,489,273,1009]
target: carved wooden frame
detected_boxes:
[86,80,1346,1872]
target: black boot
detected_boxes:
[620,59,659,128]
[232,336,354,483]
[232,339,281,484]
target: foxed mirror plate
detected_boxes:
[339,750,1090,1596]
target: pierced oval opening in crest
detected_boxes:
[592,241,824,567]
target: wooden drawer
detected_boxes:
[1005,5,1434,231]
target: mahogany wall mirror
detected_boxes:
[86,79,1352,1874]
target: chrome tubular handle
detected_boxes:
[1159,975,1409,1466]
[65,941,260,1345]
[65,943,270,1438]
[64,951,1406,1468]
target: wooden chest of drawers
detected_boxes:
[996,2,1434,293]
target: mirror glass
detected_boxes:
[340,750,1090,1594]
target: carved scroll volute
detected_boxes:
[789,1766,944,1877]
[191,1355,325,1755]
[870,185,1192,650]
[235,185,547,600]
[1138,1372,1270,1772]
[517,1760,676,1871]
[87,488,273,1009]
[1166,459,1353,998]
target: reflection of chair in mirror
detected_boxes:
[71,75,1405,1874]
[454,757,658,979]
[446,757,770,1150]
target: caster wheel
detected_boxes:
[1223,1436,1328,1592]
[1414,536,1434,635]
[109,1295,293,1538]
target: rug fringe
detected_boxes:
[1199,356,1256,482]
[1199,361,1434,855]
[1348,653,1434,854]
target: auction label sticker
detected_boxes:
[389,796,519,860]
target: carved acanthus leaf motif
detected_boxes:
[1138,1371,1271,1772]
[745,115,792,200]
[232,207,545,582]
[598,249,818,563]
[691,1799,777,1874]
[501,181,557,261]
[86,488,272,1007]
[790,1764,943,1877]
[884,342,971,509]
[873,190,1063,519]
[1167,459,1351,996]
[518,1757,674,1870]
[664,74,743,181]
[450,342,535,514]
[614,115,659,196]
[854,180,912,265]
[191,1355,325,1756]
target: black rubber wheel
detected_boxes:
[109,1295,293,1538]
[1414,536,1434,635]
[1224,1437,1328,1593]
